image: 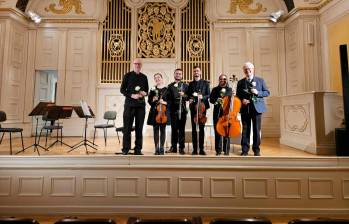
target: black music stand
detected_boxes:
[16,102,55,155]
[69,105,97,154]
[45,106,73,150]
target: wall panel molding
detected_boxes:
[0,152,349,216]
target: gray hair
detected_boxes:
[243,62,254,69]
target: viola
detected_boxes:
[194,94,207,125]
[155,96,168,124]
[216,75,241,137]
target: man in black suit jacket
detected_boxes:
[236,62,270,156]
[186,66,210,155]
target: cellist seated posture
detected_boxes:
[187,66,210,155]
[147,73,168,155]
[210,74,234,156]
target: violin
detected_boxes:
[155,92,168,124]
[216,75,241,137]
[193,92,207,125]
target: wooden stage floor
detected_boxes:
[0,135,318,157]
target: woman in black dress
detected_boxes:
[147,73,168,155]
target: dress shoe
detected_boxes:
[254,152,261,156]
[166,147,177,153]
[122,151,128,155]
[154,150,159,155]
[192,150,198,155]
[134,151,143,155]
[179,149,185,155]
[199,150,206,155]
[240,152,248,156]
[224,152,229,156]
[216,152,221,156]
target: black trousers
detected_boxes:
[190,110,205,152]
[153,124,166,150]
[241,111,262,154]
[170,111,187,150]
[122,105,145,153]
[213,118,230,154]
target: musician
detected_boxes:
[209,74,233,156]
[120,58,149,155]
[147,73,168,155]
[166,68,188,155]
[236,62,270,156]
[186,66,210,155]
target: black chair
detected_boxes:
[93,111,117,146]
[210,218,272,224]
[38,111,63,148]
[127,217,202,224]
[0,217,39,224]
[115,126,136,144]
[288,218,349,224]
[55,217,115,224]
[0,111,25,155]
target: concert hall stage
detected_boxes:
[0,137,348,217]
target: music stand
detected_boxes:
[69,104,97,154]
[45,106,73,150]
[16,102,55,155]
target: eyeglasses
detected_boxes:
[219,78,227,81]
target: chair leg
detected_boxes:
[60,128,63,145]
[20,131,24,151]
[104,128,107,146]
[116,131,120,144]
[45,129,49,147]
[0,132,4,144]
[38,128,43,145]
[9,132,12,155]
[93,128,96,145]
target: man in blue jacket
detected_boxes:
[236,62,270,156]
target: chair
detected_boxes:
[288,218,349,224]
[115,126,136,144]
[0,111,25,155]
[38,111,63,148]
[0,217,39,224]
[93,111,117,146]
[55,217,115,224]
[127,217,202,224]
[210,218,272,224]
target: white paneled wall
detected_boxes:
[213,26,283,137]
[0,21,28,123]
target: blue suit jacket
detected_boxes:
[236,76,270,114]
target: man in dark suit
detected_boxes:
[186,66,210,155]
[120,58,149,155]
[236,62,270,156]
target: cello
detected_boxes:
[216,75,241,137]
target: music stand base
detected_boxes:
[16,143,47,156]
[68,140,98,154]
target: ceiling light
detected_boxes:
[27,10,42,24]
[269,10,284,23]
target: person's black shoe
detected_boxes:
[192,150,198,155]
[179,149,185,155]
[166,147,177,153]
[199,150,206,155]
[122,151,128,155]
[134,151,143,155]
[216,152,221,156]
[224,152,229,156]
[154,150,159,155]
[254,152,261,156]
[240,152,248,156]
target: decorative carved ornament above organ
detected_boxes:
[137,2,175,58]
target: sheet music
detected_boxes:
[80,100,91,117]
